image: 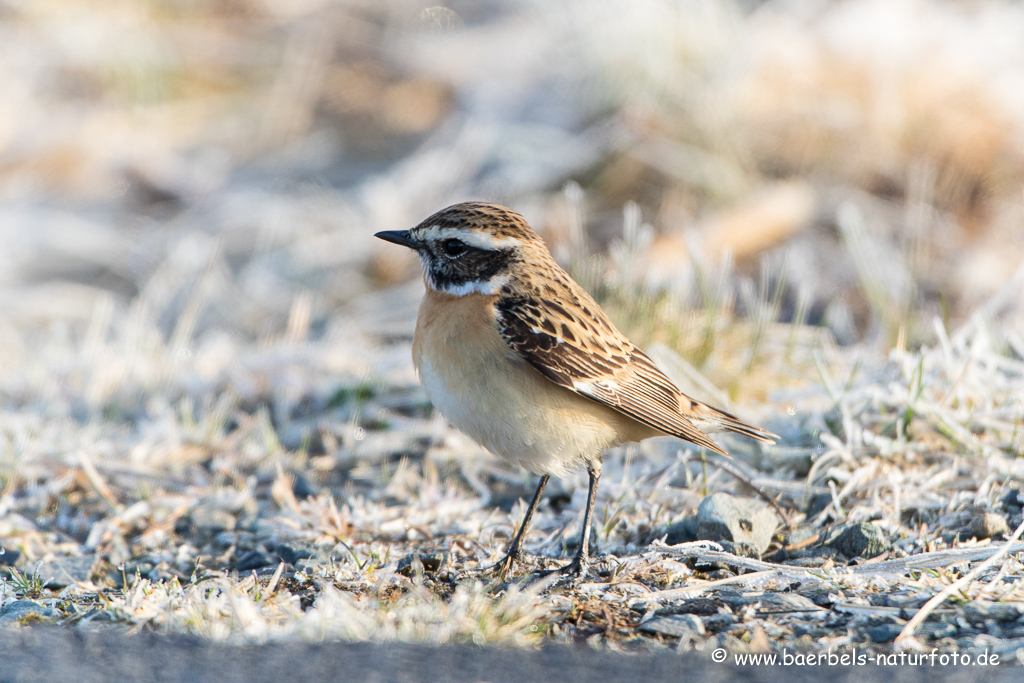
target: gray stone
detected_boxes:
[0,545,19,567]
[823,522,890,559]
[615,636,674,653]
[663,516,698,545]
[919,622,958,640]
[704,569,735,580]
[787,545,842,565]
[701,612,736,632]
[396,553,450,577]
[191,507,236,533]
[216,530,255,547]
[640,614,706,638]
[275,542,328,565]
[797,588,837,607]
[805,492,832,518]
[295,558,327,573]
[114,560,154,587]
[696,493,780,555]
[291,472,320,499]
[716,590,823,614]
[147,565,179,583]
[967,513,1009,540]
[1000,488,1023,512]
[784,526,818,547]
[33,555,98,588]
[0,600,58,624]
[718,541,762,559]
[868,623,902,643]
[963,601,1023,623]
[236,548,275,572]
[870,617,958,643]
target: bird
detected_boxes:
[375,202,776,580]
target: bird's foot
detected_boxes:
[480,552,520,581]
[532,555,591,587]
[558,556,590,586]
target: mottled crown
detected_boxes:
[412,202,542,242]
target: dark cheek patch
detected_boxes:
[431,247,514,290]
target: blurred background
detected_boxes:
[2,2,1024,640]
[2,0,1024,426]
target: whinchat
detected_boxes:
[376,202,776,580]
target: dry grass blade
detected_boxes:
[895,519,1024,651]
[1,0,1023,661]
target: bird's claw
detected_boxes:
[481,553,518,581]
[532,556,590,587]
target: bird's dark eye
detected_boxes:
[442,238,467,257]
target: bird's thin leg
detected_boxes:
[489,474,549,577]
[561,461,601,580]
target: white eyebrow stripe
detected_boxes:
[415,225,522,250]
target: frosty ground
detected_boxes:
[1,0,1024,667]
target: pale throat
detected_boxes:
[422,268,511,296]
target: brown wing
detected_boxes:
[494,294,776,456]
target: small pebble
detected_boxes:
[663,516,698,546]
[639,614,705,639]
[967,513,1009,540]
[236,548,275,572]
[396,553,449,577]
[696,493,780,555]
[824,522,890,559]
[0,600,58,625]
[963,601,1023,623]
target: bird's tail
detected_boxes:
[687,401,778,446]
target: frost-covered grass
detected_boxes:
[1,0,1024,661]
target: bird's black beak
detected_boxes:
[374,230,420,250]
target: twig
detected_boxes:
[895,518,1024,651]
[628,569,782,604]
[78,452,121,512]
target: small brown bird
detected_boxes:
[376,202,776,579]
